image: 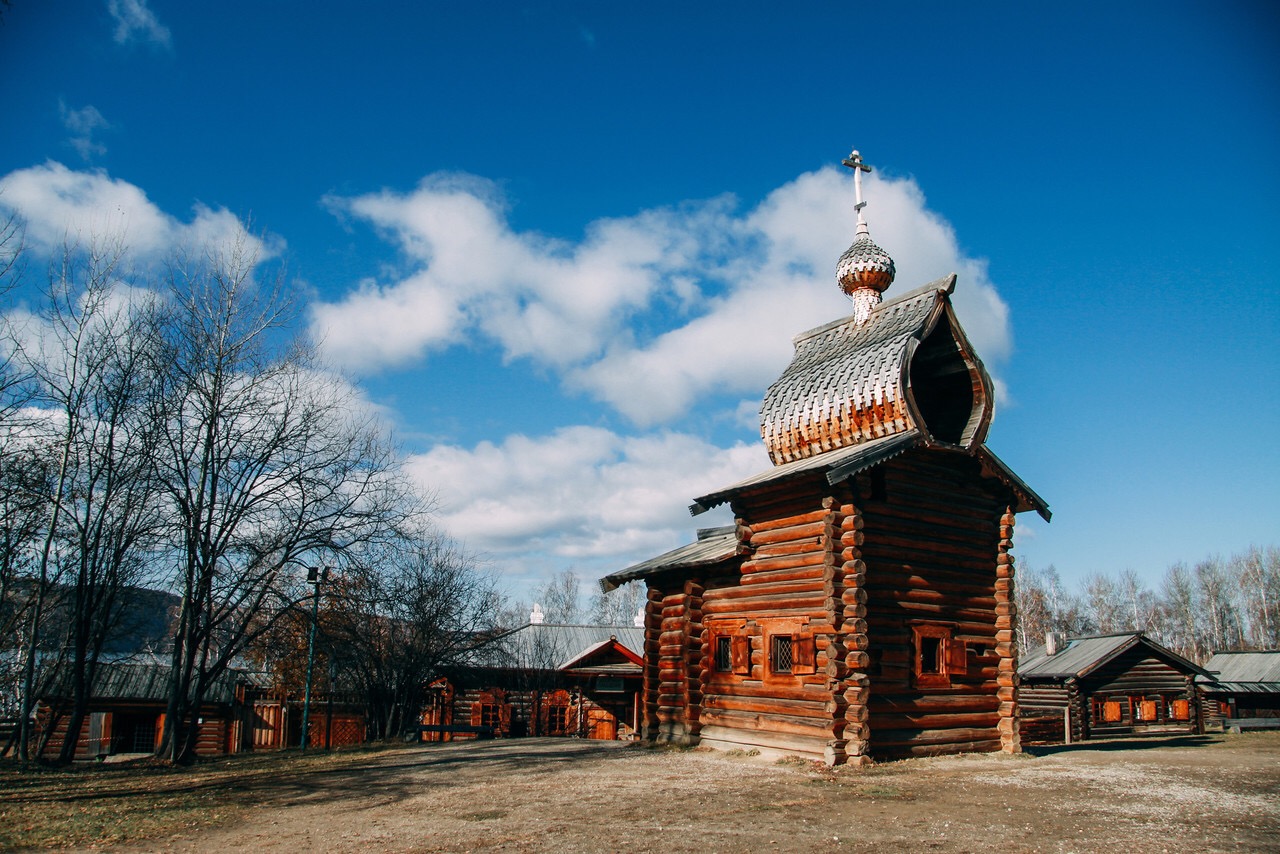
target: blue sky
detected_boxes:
[2,1,1277,599]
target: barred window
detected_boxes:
[771,634,793,674]
[715,636,732,672]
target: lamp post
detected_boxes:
[300,565,328,750]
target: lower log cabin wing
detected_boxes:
[1200,650,1280,727]
[30,659,366,759]
[600,158,1050,765]
[424,622,645,742]
[1017,633,1213,744]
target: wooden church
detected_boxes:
[600,150,1049,765]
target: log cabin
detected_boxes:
[30,658,366,759]
[32,659,244,759]
[1018,632,1211,743]
[1201,650,1280,729]
[423,615,645,742]
[600,150,1050,765]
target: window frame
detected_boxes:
[911,622,963,689]
[770,633,794,675]
[706,620,752,677]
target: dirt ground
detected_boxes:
[85,732,1280,853]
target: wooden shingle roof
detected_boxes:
[759,274,992,465]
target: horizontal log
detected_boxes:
[698,708,835,739]
[884,738,1004,758]
[703,681,829,703]
[871,711,1000,730]
[707,695,829,719]
[698,725,829,759]
[861,533,998,566]
[870,726,1001,749]
[869,693,1000,713]
[747,509,832,533]
[751,540,822,559]
[702,593,826,616]
[739,562,827,584]
[751,519,827,547]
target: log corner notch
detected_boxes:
[995,505,1020,754]
[834,496,873,766]
[645,578,706,746]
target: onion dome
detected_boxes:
[836,234,896,296]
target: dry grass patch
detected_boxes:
[0,745,404,850]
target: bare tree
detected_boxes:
[10,235,143,761]
[323,531,500,740]
[36,277,163,763]
[1082,573,1123,635]
[1193,557,1243,656]
[151,234,417,761]
[1014,562,1089,648]
[1233,546,1280,649]
[587,580,642,627]
[1116,568,1157,636]
[536,569,582,624]
[1155,562,1202,661]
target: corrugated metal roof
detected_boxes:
[1203,651,1280,690]
[47,660,244,705]
[465,623,644,671]
[600,526,742,591]
[1020,632,1207,680]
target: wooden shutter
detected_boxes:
[730,635,751,675]
[1172,699,1190,721]
[470,701,482,726]
[947,639,968,676]
[792,633,817,675]
[1103,700,1122,722]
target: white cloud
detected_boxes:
[107,0,171,48]
[316,166,1013,424]
[406,426,766,567]
[59,103,110,160]
[0,162,272,264]
[314,174,723,373]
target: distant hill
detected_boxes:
[1,583,179,656]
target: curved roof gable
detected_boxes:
[759,274,993,465]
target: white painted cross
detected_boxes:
[842,149,873,236]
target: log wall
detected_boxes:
[699,483,841,759]
[642,449,1021,764]
[856,451,1011,759]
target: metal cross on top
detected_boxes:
[842,148,873,235]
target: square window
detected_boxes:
[771,635,793,674]
[911,624,954,689]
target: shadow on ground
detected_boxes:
[1024,733,1221,757]
[5,739,639,812]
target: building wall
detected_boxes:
[436,681,637,741]
[699,484,838,759]
[856,451,1016,759]
[641,449,1019,765]
[1080,649,1201,738]
[34,702,232,759]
